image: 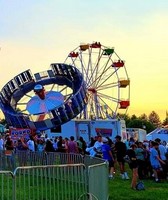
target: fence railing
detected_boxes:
[88,163,109,200]
[0,151,109,200]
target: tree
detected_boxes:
[130,114,138,120]
[148,111,161,128]
[127,118,143,128]
[162,111,168,126]
[127,115,155,133]
[139,113,148,121]
[141,120,155,133]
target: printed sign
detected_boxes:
[9,128,31,144]
[95,128,112,137]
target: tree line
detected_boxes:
[117,111,168,133]
[0,110,168,134]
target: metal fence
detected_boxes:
[0,171,14,200]
[88,163,109,200]
[0,150,84,170]
[0,151,109,200]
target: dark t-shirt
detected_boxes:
[115,141,127,159]
[126,149,138,169]
[5,140,14,150]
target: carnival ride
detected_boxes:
[0,64,87,130]
[0,42,130,131]
[64,42,130,119]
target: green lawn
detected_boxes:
[1,162,168,200]
[108,165,168,200]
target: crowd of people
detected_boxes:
[0,132,168,190]
[0,133,87,170]
[0,133,87,155]
[85,134,168,190]
[127,139,168,190]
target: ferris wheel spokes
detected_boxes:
[64,42,130,119]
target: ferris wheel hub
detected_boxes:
[88,88,97,94]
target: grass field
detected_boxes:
[108,164,168,200]
[1,157,168,200]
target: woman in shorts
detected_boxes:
[127,144,138,190]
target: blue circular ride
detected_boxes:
[0,63,87,130]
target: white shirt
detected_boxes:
[94,141,103,153]
[86,141,103,157]
[27,140,35,152]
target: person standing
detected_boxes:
[68,136,78,153]
[65,138,69,153]
[16,137,28,166]
[86,135,103,157]
[5,136,15,170]
[36,139,45,152]
[16,137,28,151]
[115,135,129,179]
[53,137,58,152]
[77,137,87,154]
[27,136,35,152]
[127,144,138,190]
[135,142,145,180]
[93,135,103,157]
[102,137,115,179]
[0,135,4,150]
[150,141,166,182]
[45,138,55,152]
[155,138,167,179]
[57,136,64,152]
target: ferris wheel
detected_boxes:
[64,42,130,119]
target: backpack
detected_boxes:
[136,181,145,191]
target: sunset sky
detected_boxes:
[0,0,168,121]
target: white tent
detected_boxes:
[146,128,168,142]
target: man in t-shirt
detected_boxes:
[150,141,166,182]
[68,136,78,153]
[155,138,167,179]
[102,137,115,179]
[27,136,35,152]
[86,135,103,157]
[115,135,129,179]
